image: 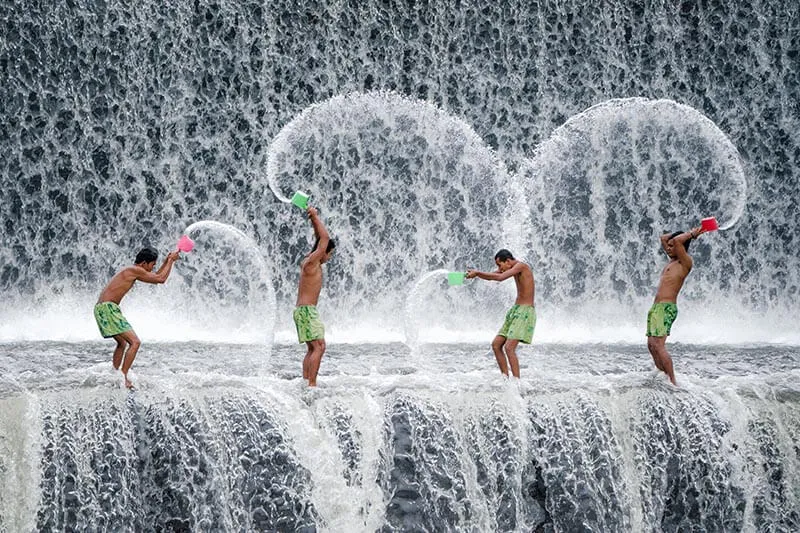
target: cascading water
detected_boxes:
[1,354,797,532]
[1,0,799,531]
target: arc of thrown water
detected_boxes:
[530,97,747,231]
[403,269,450,349]
[181,220,277,346]
[184,220,260,248]
[261,90,512,336]
[264,90,510,206]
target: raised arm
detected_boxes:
[134,252,179,284]
[670,226,705,270]
[306,207,330,263]
[673,226,704,246]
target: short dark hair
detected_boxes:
[495,249,514,262]
[669,231,691,252]
[312,238,336,254]
[135,247,158,264]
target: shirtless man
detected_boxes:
[647,226,707,385]
[94,248,180,389]
[466,249,535,378]
[294,207,336,387]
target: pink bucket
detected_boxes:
[177,235,195,252]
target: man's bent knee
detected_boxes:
[647,336,664,350]
[311,339,326,352]
[119,331,140,348]
[125,335,141,350]
[504,339,519,352]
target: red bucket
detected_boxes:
[701,217,719,232]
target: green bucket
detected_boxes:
[447,272,466,286]
[291,191,309,209]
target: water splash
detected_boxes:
[510,98,748,310]
[404,268,517,349]
[0,1,797,342]
[157,220,276,346]
[403,269,449,349]
[264,91,512,333]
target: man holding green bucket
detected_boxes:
[294,206,336,387]
[466,249,535,379]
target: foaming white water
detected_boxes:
[0,293,268,344]
[255,381,386,531]
[672,300,800,346]
[0,393,41,533]
[273,326,406,346]
[0,292,99,342]
[1,338,798,531]
[4,300,796,346]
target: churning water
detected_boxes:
[1,343,799,532]
[1,0,799,531]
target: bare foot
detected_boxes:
[124,375,134,389]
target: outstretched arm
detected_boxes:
[466,262,524,281]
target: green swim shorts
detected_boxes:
[293,305,325,343]
[94,302,133,338]
[498,304,536,344]
[646,302,678,337]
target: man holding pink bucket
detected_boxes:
[93,236,192,389]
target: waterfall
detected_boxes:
[1,0,798,343]
[1,1,799,530]
[0,367,797,531]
